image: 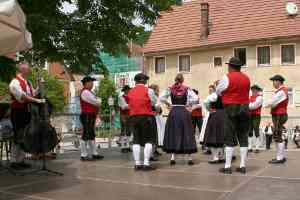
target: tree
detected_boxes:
[0,56,17,83]
[18,0,182,73]
[95,77,118,123]
[28,69,66,112]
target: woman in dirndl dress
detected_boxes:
[160,74,198,166]
[203,85,225,164]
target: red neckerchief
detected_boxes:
[170,83,188,96]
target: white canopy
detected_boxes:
[0,0,32,55]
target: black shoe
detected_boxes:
[170,160,176,166]
[208,160,219,164]
[134,165,143,171]
[236,167,246,174]
[269,159,286,164]
[187,160,194,166]
[219,167,232,174]
[81,157,93,161]
[150,157,159,162]
[248,149,253,153]
[121,148,129,153]
[218,159,226,163]
[92,155,104,160]
[153,150,162,157]
[18,162,31,169]
[143,165,156,171]
[254,150,260,154]
[232,156,237,161]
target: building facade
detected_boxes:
[144,0,300,127]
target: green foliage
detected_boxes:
[95,77,118,122]
[0,81,8,97]
[18,0,181,73]
[0,56,17,83]
[134,30,152,46]
[28,69,66,112]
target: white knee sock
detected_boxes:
[240,147,248,168]
[80,140,88,157]
[211,148,219,161]
[255,137,260,150]
[225,147,234,168]
[87,140,98,156]
[277,143,285,160]
[144,143,153,166]
[248,137,253,150]
[218,148,224,159]
[171,154,175,161]
[132,144,141,166]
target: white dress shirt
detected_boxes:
[160,87,198,105]
[81,90,101,106]
[265,86,288,108]
[203,92,218,109]
[118,95,129,110]
[216,75,229,96]
[249,96,263,110]
[9,75,35,103]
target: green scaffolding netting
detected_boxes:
[93,52,142,76]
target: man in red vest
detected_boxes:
[216,57,250,174]
[191,89,203,138]
[127,73,158,171]
[118,85,131,153]
[9,62,45,170]
[265,75,289,164]
[80,76,103,161]
[248,85,263,153]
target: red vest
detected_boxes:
[271,86,289,115]
[192,108,202,117]
[11,75,33,109]
[120,95,129,116]
[221,71,250,105]
[250,95,262,116]
[127,84,153,116]
[80,89,99,114]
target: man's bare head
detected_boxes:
[18,61,30,76]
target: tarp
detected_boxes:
[0,0,32,55]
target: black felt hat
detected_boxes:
[270,74,285,82]
[251,84,262,91]
[226,57,243,67]
[134,73,149,82]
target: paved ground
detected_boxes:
[0,146,300,200]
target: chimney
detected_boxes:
[201,2,209,39]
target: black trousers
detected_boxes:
[265,134,272,149]
[293,136,300,147]
[249,115,261,137]
[120,114,131,137]
[272,114,288,143]
[10,108,31,144]
[80,113,96,141]
[192,116,203,135]
[130,115,156,146]
[224,105,250,147]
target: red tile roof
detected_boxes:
[144,0,300,54]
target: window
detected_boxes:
[257,46,271,66]
[234,47,247,66]
[288,87,294,106]
[281,44,296,65]
[154,57,165,73]
[178,55,191,72]
[213,56,222,67]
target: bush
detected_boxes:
[0,81,8,98]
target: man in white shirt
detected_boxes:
[80,76,103,161]
[248,85,263,153]
[9,62,45,170]
[265,75,289,164]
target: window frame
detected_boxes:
[256,45,272,67]
[153,56,166,74]
[177,53,192,73]
[213,56,223,68]
[233,47,248,67]
[280,43,296,66]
